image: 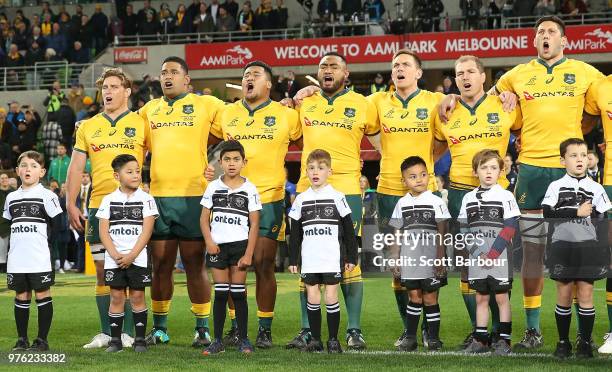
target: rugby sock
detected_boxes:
[461,281,477,328]
[191,302,211,329]
[606,278,612,332]
[123,298,134,337]
[393,281,409,329]
[133,308,148,339]
[299,282,310,329]
[341,281,364,330]
[572,285,581,333]
[36,297,53,340]
[406,301,422,337]
[213,284,229,340]
[230,284,248,340]
[229,308,238,329]
[306,302,322,341]
[577,306,595,341]
[14,299,30,339]
[524,295,542,332]
[95,285,111,335]
[326,302,340,340]
[152,300,171,331]
[555,304,572,342]
[499,321,512,344]
[258,311,274,330]
[474,326,488,344]
[109,312,124,343]
[424,304,441,340]
[489,296,500,333]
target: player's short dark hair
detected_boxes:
[559,138,587,157]
[472,149,503,171]
[455,55,485,74]
[244,61,273,81]
[535,16,565,36]
[162,56,189,74]
[306,149,331,167]
[17,150,44,167]
[392,49,422,69]
[321,52,347,65]
[219,140,245,160]
[111,154,139,172]
[400,156,427,173]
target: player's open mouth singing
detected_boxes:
[246,82,254,94]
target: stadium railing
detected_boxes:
[0,62,111,91]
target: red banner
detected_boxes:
[114,47,148,64]
[186,24,611,70]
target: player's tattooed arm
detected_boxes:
[292,85,320,107]
[433,140,448,162]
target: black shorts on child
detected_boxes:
[206,240,248,269]
[401,277,447,292]
[105,265,151,289]
[547,240,609,283]
[7,271,54,292]
[469,276,512,294]
[301,272,343,285]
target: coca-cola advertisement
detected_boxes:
[114,47,148,64]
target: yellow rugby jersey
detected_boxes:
[368,89,443,196]
[297,89,379,195]
[434,94,521,190]
[585,75,612,185]
[74,111,147,208]
[495,58,603,168]
[220,99,302,203]
[139,93,224,197]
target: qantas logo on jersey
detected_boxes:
[523,91,574,100]
[150,121,194,129]
[304,226,333,236]
[109,226,141,235]
[303,117,352,130]
[448,132,503,145]
[381,124,428,133]
[91,143,135,152]
[11,224,39,233]
[227,133,274,140]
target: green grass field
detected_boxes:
[0,273,611,371]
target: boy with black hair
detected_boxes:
[542,138,611,359]
[4,151,63,351]
[288,149,358,353]
[200,140,262,355]
[460,149,520,355]
[97,154,158,353]
[389,156,450,352]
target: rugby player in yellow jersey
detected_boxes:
[66,68,147,349]
[585,75,612,354]
[434,55,522,348]
[138,56,225,347]
[367,49,447,348]
[285,52,378,350]
[211,61,302,348]
[439,16,604,350]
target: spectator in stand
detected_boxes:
[414,0,444,32]
[15,10,30,31]
[44,80,65,122]
[40,115,63,162]
[13,21,29,52]
[442,75,460,95]
[209,0,222,26]
[159,3,174,34]
[30,14,41,33]
[276,0,289,28]
[68,82,85,114]
[341,0,361,20]
[5,43,24,88]
[485,0,502,29]
[56,98,76,150]
[58,11,72,40]
[24,41,44,66]
[369,73,387,94]
[186,0,201,22]
[68,40,90,64]
[41,13,53,37]
[7,102,25,129]
[27,26,46,51]
[254,0,278,29]
[0,173,12,273]
[217,7,237,32]
[175,4,191,34]
[11,118,37,165]
[275,70,300,98]
[194,2,216,33]
[534,0,557,16]
[45,23,67,58]
[0,139,12,169]
[90,4,109,54]
[134,74,163,104]
[138,0,158,24]
[139,11,161,38]
[562,0,588,17]
[460,0,482,30]
[77,15,93,52]
[76,96,94,121]
[317,0,338,19]
[8,177,18,190]
[48,143,70,185]
[237,1,255,31]
[513,0,537,17]
[122,4,140,36]
[70,4,84,41]
[224,0,240,20]
[587,0,609,13]
[364,0,385,21]
[0,108,13,142]
[41,1,55,21]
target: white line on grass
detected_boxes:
[346,350,555,358]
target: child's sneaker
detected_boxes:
[553,340,572,359]
[491,339,511,355]
[12,337,29,351]
[575,340,594,359]
[29,338,49,351]
[238,338,254,354]
[105,339,123,353]
[202,340,225,356]
[398,335,418,352]
[464,339,489,353]
[427,338,443,351]
[327,338,343,354]
[302,339,324,353]
[133,337,147,353]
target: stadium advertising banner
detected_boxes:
[114,47,148,64]
[185,24,611,70]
